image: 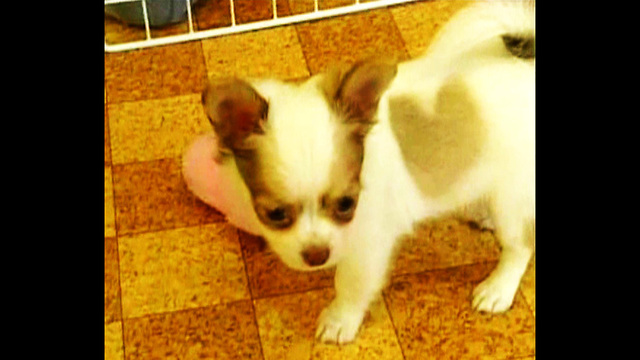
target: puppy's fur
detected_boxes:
[201,0,535,344]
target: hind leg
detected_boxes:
[472,193,533,313]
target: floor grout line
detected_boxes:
[382,291,408,360]
[238,227,268,360]
[115,219,230,239]
[114,222,127,358]
[387,0,413,61]
[120,297,255,322]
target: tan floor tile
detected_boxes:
[390,0,472,58]
[385,263,535,360]
[201,26,309,80]
[295,8,408,74]
[123,301,262,360]
[105,237,122,324]
[119,223,250,319]
[239,231,335,299]
[108,94,211,165]
[112,158,224,236]
[105,166,116,238]
[105,41,207,103]
[393,218,500,276]
[105,321,124,360]
[105,104,111,165]
[520,255,535,316]
[255,288,404,360]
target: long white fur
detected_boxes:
[246,78,352,271]
[196,0,535,344]
[314,0,534,343]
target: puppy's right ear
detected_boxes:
[201,78,269,153]
[321,59,397,124]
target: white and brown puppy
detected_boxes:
[200,0,534,344]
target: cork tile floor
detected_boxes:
[104,1,535,359]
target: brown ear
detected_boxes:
[201,78,269,152]
[333,59,397,122]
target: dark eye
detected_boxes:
[336,196,355,213]
[333,196,357,223]
[267,207,287,222]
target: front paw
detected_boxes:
[315,301,365,345]
[472,273,518,313]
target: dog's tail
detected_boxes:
[425,0,535,61]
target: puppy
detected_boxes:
[198,0,535,344]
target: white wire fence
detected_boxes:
[105,0,419,52]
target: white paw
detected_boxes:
[315,302,365,345]
[472,274,518,313]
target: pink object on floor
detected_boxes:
[182,133,263,236]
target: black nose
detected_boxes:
[301,246,330,267]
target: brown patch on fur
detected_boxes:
[235,146,303,231]
[389,75,487,198]
[201,77,269,155]
[320,59,398,224]
[201,77,297,230]
[321,124,364,224]
[320,58,398,124]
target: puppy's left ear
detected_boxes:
[334,59,398,122]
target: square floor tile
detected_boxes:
[123,301,262,360]
[239,231,335,299]
[108,94,211,165]
[295,8,409,74]
[393,219,500,276]
[105,237,122,324]
[105,321,125,360]
[254,288,404,360]
[105,166,116,238]
[105,41,207,103]
[201,26,309,80]
[112,158,224,236]
[385,263,535,360]
[390,0,472,58]
[118,223,250,319]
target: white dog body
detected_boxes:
[193,0,535,344]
